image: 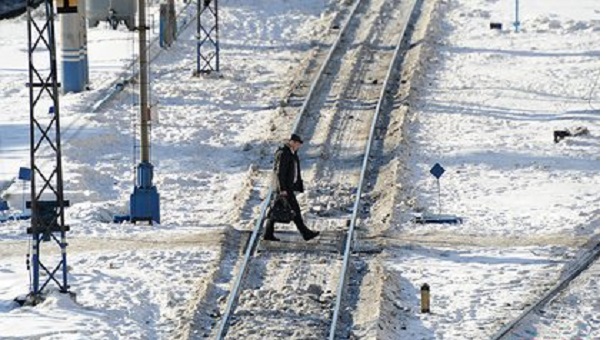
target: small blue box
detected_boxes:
[18,167,31,181]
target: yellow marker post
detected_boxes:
[421,283,430,313]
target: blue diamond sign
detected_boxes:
[430,163,445,179]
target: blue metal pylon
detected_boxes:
[26,0,70,303]
[196,0,219,74]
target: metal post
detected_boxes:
[26,0,70,302]
[139,0,150,163]
[421,283,430,313]
[79,0,89,86]
[160,4,167,48]
[196,0,219,74]
[214,0,219,72]
[32,236,40,293]
[169,0,177,41]
[61,233,68,289]
[514,0,520,33]
[196,0,200,73]
[126,0,160,224]
[22,180,26,212]
[437,179,441,214]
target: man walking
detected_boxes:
[264,134,319,242]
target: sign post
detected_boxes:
[514,0,520,33]
[430,163,445,214]
[415,163,461,224]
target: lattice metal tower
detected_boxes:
[196,0,219,74]
[26,0,71,303]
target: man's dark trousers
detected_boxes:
[265,190,312,237]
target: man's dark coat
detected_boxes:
[274,144,304,193]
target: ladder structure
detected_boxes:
[25,0,70,303]
[196,0,219,74]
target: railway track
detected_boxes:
[207,0,420,338]
[491,237,600,339]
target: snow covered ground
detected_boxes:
[383,0,600,338]
[0,0,601,338]
[0,245,219,338]
[512,259,600,339]
[0,0,335,337]
[384,246,567,339]
[398,0,600,240]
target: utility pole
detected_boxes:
[513,0,520,33]
[128,0,160,224]
[79,0,89,86]
[26,0,70,304]
[139,0,150,164]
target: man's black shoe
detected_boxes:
[303,230,320,241]
[263,235,280,242]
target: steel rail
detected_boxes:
[327,0,419,337]
[213,0,364,338]
[291,0,362,133]
[490,241,600,339]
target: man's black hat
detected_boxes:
[290,133,304,144]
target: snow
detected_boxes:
[0,246,218,338]
[384,0,600,338]
[400,0,600,239]
[384,247,565,339]
[1,0,335,337]
[0,0,601,338]
[513,259,600,339]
